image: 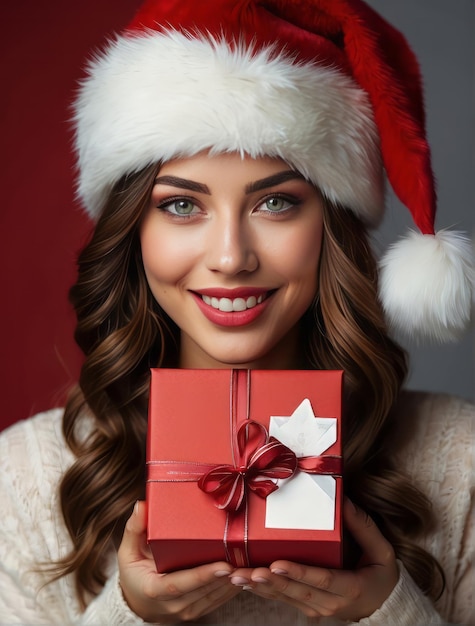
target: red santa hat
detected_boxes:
[73,0,473,342]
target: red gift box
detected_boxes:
[147,368,343,572]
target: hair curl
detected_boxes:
[304,205,444,597]
[51,165,443,606]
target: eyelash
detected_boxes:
[155,193,301,219]
[156,196,200,219]
[257,193,301,216]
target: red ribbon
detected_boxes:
[197,420,298,512]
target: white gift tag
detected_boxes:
[265,399,337,531]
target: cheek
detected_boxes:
[272,220,323,285]
[140,222,190,287]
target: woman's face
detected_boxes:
[140,152,324,369]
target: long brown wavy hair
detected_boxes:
[51,163,444,607]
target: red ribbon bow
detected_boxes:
[198,420,298,512]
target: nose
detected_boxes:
[205,212,259,275]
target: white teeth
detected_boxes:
[232,298,247,312]
[218,298,233,312]
[201,294,266,312]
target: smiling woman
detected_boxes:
[141,153,324,369]
[0,0,473,625]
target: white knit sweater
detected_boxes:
[0,392,473,625]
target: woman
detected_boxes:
[0,0,473,624]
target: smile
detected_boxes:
[191,288,274,327]
[201,294,264,312]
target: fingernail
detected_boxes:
[214,570,231,578]
[230,576,249,586]
[133,500,139,515]
[242,585,254,591]
[271,568,288,575]
[252,576,269,584]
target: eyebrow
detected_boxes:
[245,171,305,193]
[153,175,210,194]
[153,170,305,195]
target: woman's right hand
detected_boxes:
[117,501,240,623]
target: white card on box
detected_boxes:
[265,399,337,531]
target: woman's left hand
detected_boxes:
[230,498,399,621]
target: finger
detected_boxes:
[245,568,342,618]
[176,580,242,621]
[141,562,235,601]
[255,572,360,620]
[343,498,395,566]
[261,561,358,600]
[247,584,323,620]
[159,577,234,613]
[119,500,153,564]
[128,576,235,624]
[229,567,255,587]
[119,502,236,600]
[261,569,343,607]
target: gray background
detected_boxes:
[366,0,474,401]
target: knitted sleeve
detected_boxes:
[359,392,474,626]
[393,392,474,625]
[355,561,445,626]
[0,410,145,625]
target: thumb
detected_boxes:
[343,497,395,566]
[128,500,147,532]
[119,500,153,563]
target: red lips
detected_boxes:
[191,288,274,327]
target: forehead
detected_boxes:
[156,152,309,192]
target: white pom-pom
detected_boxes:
[379,230,474,342]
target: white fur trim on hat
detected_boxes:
[379,230,474,341]
[74,30,383,221]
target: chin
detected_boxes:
[197,344,268,369]
[213,354,263,369]
[208,346,288,370]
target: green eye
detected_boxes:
[265,197,286,211]
[262,197,294,213]
[173,200,195,215]
[157,197,200,216]
[157,196,202,218]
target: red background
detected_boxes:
[0,0,142,431]
[1,2,472,432]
